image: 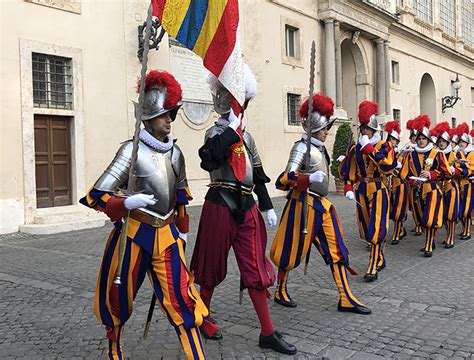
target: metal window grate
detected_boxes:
[287,93,301,126]
[462,0,473,47]
[440,0,456,37]
[32,53,73,110]
[413,0,433,23]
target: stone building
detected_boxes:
[1,0,473,234]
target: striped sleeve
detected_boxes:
[367,142,396,173]
[339,145,357,192]
[275,171,309,192]
[175,187,193,234]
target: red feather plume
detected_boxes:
[455,123,469,137]
[431,121,450,137]
[449,128,457,139]
[406,119,415,131]
[412,114,431,132]
[137,70,182,109]
[358,101,378,125]
[470,129,474,138]
[299,93,334,119]
[385,121,401,134]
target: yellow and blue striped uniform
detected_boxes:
[339,140,396,276]
[390,166,409,242]
[457,150,474,238]
[270,172,364,308]
[399,148,452,253]
[81,188,207,360]
[443,151,461,246]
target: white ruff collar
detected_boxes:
[442,144,452,154]
[302,134,325,147]
[139,129,173,152]
[369,132,381,145]
[414,142,433,153]
[216,117,230,127]
[462,144,473,155]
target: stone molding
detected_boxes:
[24,0,81,14]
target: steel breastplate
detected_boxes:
[307,145,329,197]
[134,143,179,217]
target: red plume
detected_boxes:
[358,101,378,125]
[455,123,470,137]
[299,93,334,119]
[470,129,474,138]
[385,121,401,134]
[406,119,415,131]
[137,70,182,109]
[412,114,431,132]
[449,128,457,139]
[431,121,450,137]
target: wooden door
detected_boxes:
[34,115,72,208]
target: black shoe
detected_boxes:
[364,273,377,282]
[461,234,471,240]
[410,228,417,233]
[338,301,372,315]
[399,228,407,239]
[424,251,432,257]
[274,296,297,308]
[391,239,399,245]
[445,244,454,249]
[420,247,425,252]
[259,332,297,355]
[199,325,223,341]
[414,231,422,237]
[377,262,386,271]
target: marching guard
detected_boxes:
[406,119,423,236]
[340,101,396,282]
[80,71,208,359]
[385,121,409,245]
[453,124,474,240]
[190,65,296,355]
[431,122,460,248]
[270,93,371,315]
[398,115,452,257]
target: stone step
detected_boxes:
[33,209,103,224]
[19,218,105,235]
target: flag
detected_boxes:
[152,0,245,106]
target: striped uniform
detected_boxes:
[270,173,364,308]
[456,150,474,238]
[339,139,396,276]
[389,160,409,242]
[443,150,461,246]
[81,188,207,360]
[399,147,451,254]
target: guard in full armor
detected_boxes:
[270,93,371,315]
[80,70,208,360]
[190,65,296,355]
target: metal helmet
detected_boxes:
[432,122,451,144]
[385,121,401,142]
[299,93,335,133]
[140,70,182,121]
[358,101,380,131]
[412,115,432,142]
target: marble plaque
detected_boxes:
[25,0,81,14]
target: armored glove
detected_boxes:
[124,193,157,210]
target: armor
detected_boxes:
[141,87,181,121]
[94,140,186,219]
[209,79,232,115]
[286,140,329,197]
[206,125,254,188]
[302,112,335,134]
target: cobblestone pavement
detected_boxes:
[1,195,474,359]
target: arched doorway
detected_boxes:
[420,73,437,122]
[341,39,369,124]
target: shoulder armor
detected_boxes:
[286,141,306,173]
[171,143,187,188]
[93,141,133,192]
[243,130,261,165]
[205,125,225,141]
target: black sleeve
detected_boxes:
[199,127,240,172]
[253,165,273,211]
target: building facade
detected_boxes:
[1,0,473,234]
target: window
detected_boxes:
[391,61,400,84]
[285,25,299,59]
[413,0,433,23]
[440,0,456,37]
[395,0,403,6]
[471,87,474,104]
[32,53,73,110]
[393,109,401,122]
[452,117,457,128]
[287,93,301,126]
[462,0,473,47]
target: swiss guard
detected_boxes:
[270,93,371,315]
[80,70,208,360]
[398,115,451,257]
[339,101,396,282]
[190,65,296,355]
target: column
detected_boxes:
[375,38,386,115]
[334,20,343,108]
[384,41,391,116]
[324,19,336,101]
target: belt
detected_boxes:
[129,210,175,228]
[208,181,254,195]
[357,177,382,183]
